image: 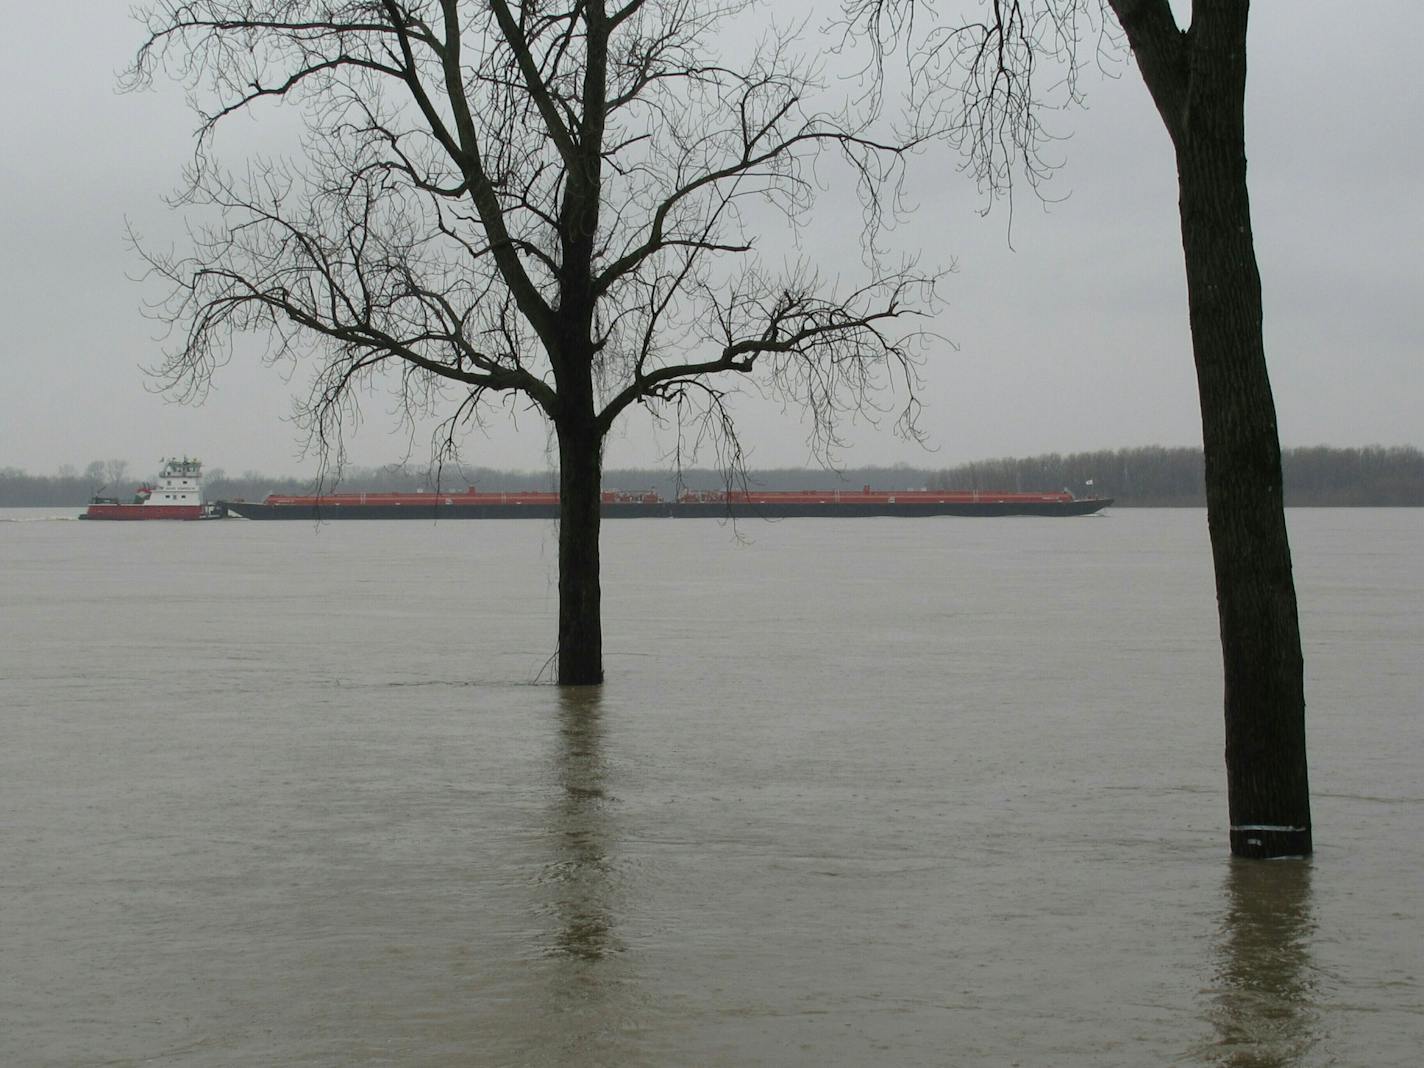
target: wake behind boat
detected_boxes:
[220,486,1112,519]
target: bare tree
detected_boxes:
[104,459,131,488]
[130,1,935,684]
[849,0,1310,857]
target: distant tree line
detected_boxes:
[201,463,943,502]
[0,460,942,506]
[1280,446,1424,506]
[927,445,1423,506]
[0,462,538,507]
[0,459,134,507]
[3,445,1419,507]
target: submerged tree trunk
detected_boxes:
[556,417,605,686]
[1178,154,1311,857]
[1144,3,1312,856]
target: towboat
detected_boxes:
[81,458,224,520]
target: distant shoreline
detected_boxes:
[4,444,1419,508]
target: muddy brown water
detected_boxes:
[3,508,1419,1065]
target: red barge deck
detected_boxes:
[220,487,1112,519]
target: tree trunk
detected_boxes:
[1168,9,1311,857]
[556,417,604,685]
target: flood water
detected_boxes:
[2,507,1420,1066]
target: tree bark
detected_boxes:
[1123,0,1311,856]
[1177,155,1311,857]
[556,415,605,685]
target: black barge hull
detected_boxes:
[221,498,1112,520]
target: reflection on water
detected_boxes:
[1205,859,1321,1067]
[524,687,644,1067]
[543,686,622,961]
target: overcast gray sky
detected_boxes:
[1,3,1419,480]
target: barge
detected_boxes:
[220,486,1112,519]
